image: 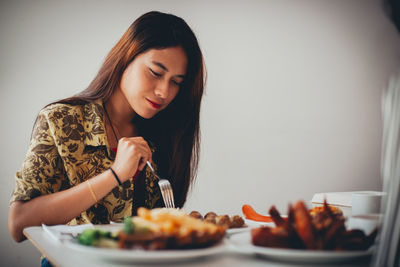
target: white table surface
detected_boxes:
[23,226,372,267]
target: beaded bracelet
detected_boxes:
[109,167,122,186]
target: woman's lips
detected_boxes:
[147,99,161,109]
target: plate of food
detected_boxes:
[228,232,373,263]
[65,208,227,263]
[228,200,376,263]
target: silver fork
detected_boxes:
[146,161,175,208]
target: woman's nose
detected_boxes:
[154,80,169,99]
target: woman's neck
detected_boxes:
[105,88,137,137]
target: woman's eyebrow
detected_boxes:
[151,61,185,78]
[152,61,168,71]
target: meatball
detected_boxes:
[230,215,245,228]
[204,216,216,224]
[189,211,203,220]
[216,215,231,228]
[204,212,217,219]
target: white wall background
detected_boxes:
[1,0,399,265]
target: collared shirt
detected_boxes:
[11,99,162,225]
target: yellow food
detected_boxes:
[118,208,226,250]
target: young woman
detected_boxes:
[8,11,205,242]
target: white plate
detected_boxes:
[64,225,226,263]
[226,226,250,235]
[227,232,373,263]
[244,219,275,228]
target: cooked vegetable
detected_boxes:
[77,229,117,247]
[78,229,100,246]
[242,204,273,222]
[123,217,135,234]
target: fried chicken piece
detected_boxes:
[251,226,291,248]
[322,219,346,250]
[285,205,306,249]
[251,200,376,251]
[293,201,319,249]
[335,229,368,251]
[268,205,286,227]
[366,228,378,247]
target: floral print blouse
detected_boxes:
[11,99,162,225]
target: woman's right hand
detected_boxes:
[9,136,152,242]
[110,137,152,182]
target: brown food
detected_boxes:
[189,211,203,220]
[293,201,318,249]
[251,200,377,251]
[204,216,217,224]
[252,226,292,248]
[204,212,217,219]
[118,232,167,250]
[216,215,231,228]
[309,205,343,217]
[268,205,286,227]
[230,215,245,228]
[189,211,246,229]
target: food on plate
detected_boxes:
[77,228,118,248]
[189,211,203,220]
[204,212,217,219]
[242,204,273,222]
[308,205,343,217]
[118,208,226,250]
[215,215,230,227]
[202,212,217,224]
[242,203,343,223]
[189,211,246,229]
[77,208,226,250]
[231,215,246,228]
[251,200,377,251]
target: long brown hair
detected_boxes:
[52,11,205,207]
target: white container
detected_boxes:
[311,192,353,217]
[351,191,386,216]
[311,191,386,218]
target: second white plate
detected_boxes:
[227,231,373,264]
